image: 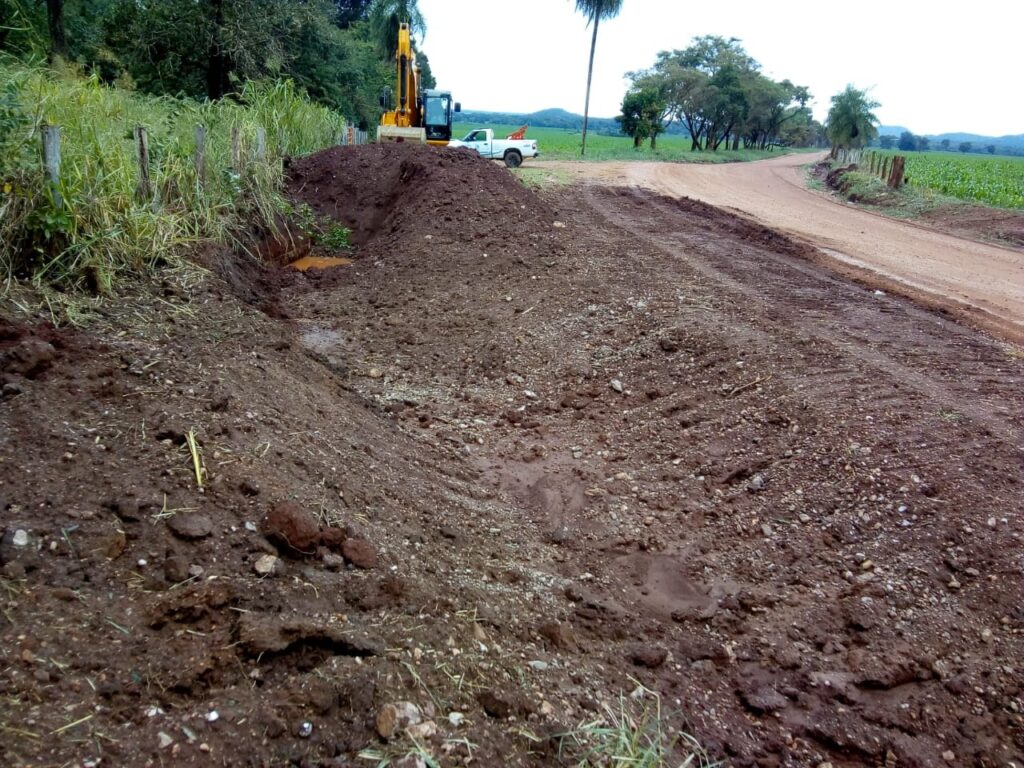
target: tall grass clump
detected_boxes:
[556,689,720,767]
[0,58,346,293]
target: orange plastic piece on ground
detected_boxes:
[288,256,353,271]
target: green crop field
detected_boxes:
[870,151,1024,209]
[453,122,814,164]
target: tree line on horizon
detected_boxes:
[878,132,1003,156]
[0,0,435,130]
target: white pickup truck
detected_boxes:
[447,128,539,168]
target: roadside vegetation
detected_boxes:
[821,83,1024,253]
[0,59,345,293]
[819,150,1024,218]
[0,0,417,298]
[866,151,1024,209]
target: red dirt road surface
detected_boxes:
[539,153,1024,343]
[1,144,1022,767]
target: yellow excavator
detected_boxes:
[377,22,460,145]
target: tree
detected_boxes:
[645,36,760,151]
[738,74,804,150]
[0,0,45,56]
[958,141,972,153]
[206,0,229,99]
[915,135,930,152]
[574,0,624,156]
[777,109,821,148]
[2,0,392,125]
[417,48,435,89]
[334,0,373,28]
[940,138,950,151]
[617,84,665,148]
[366,0,425,58]
[897,131,916,151]
[704,64,748,150]
[879,135,896,149]
[44,0,68,59]
[825,85,879,154]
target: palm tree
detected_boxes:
[574,0,624,156]
[825,85,880,156]
[366,0,426,57]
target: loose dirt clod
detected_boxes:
[262,501,319,554]
[341,538,377,569]
[167,511,213,540]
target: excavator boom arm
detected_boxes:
[380,22,421,131]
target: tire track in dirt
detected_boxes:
[583,185,1024,450]
[540,155,1024,342]
[278,148,1024,764]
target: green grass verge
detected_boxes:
[454,122,816,164]
[511,165,574,189]
[1,58,346,294]
[825,166,945,218]
[826,163,983,220]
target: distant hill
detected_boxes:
[932,132,1024,148]
[878,125,910,136]
[458,107,624,135]
[457,107,694,137]
[878,125,1024,154]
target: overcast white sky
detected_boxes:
[417,0,1021,137]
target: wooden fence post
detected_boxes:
[194,125,207,187]
[887,155,906,188]
[41,124,62,210]
[255,127,267,161]
[134,126,152,203]
[231,126,242,174]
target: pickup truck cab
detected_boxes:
[448,128,539,168]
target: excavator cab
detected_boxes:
[422,89,461,144]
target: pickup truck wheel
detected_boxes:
[503,150,523,168]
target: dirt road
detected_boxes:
[539,153,1024,342]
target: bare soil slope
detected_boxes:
[1,144,1022,768]
[538,154,1024,343]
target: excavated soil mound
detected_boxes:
[287,143,549,254]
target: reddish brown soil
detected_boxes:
[1,143,1023,768]
[540,154,1024,344]
[916,205,1024,249]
